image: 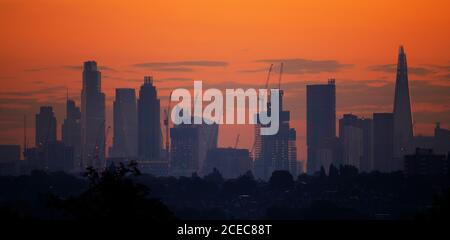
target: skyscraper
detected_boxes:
[41,141,74,172]
[288,128,299,177]
[306,79,336,174]
[170,121,218,177]
[393,46,414,171]
[339,114,363,169]
[254,90,297,180]
[62,99,81,168]
[111,88,138,158]
[360,118,373,172]
[35,106,57,147]
[170,125,198,177]
[373,113,394,172]
[339,114,373,171]
[81,61,105,169]
[137,76,161,160]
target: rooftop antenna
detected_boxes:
[264,64,273,92]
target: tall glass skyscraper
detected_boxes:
[81,61,105,169]
[306,79,336,174]
[137,76,161,160]
[393,46,414,171]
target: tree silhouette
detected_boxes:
[329,164,339,178]
[203,168,224,186]
[48,161,174,221]
[269,170,294,191]
[223,171,257,197]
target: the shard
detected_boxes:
[392,46,414,171]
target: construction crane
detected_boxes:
[250,142,256,156]
[278,62,284,90]
[265,64,274,92]
[163,91,173,159]
[234,134,240,149]
[250,64,274,162]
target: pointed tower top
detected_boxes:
[399,45,405,55]
[144,76,153,85]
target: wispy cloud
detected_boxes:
[0,86,66,97]
[24,67,53,72]
[132,60,228,72]
[241,58,352,74]
[158,77,193,82]
[368,64,434,76]
[24,65,116,72]
[62,65,82,71]
[425,64,450,71]
[153,67,193,72]
[63,65,116,72]
[133,60,228,68]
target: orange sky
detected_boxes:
[0,0,449,160]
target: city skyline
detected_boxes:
[0,46,449,163]
[2,0,450,229]
[1,1,449,161]
[6,45,447,176]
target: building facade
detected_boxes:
[339,114,373,172]
[81,61,105,168]
[137,76,161,161]
[112,88,138,158]
[35,106,57,147]
[373,113,394,172]
[306,79,336,174]
[254,90,297,180]
[62,99,81,169]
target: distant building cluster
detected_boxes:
[306,46,450,176]
[0,46,449,178]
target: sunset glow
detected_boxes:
[1,0,449,160]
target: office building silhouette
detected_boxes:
[112,88,138,158]
[81,61,105,168]
[62,99,81,169]
[170,118,218,177]
[373,113,394,172]
[339,114,373,172]
[35,106,57,147]
[306,79,336,174]
[137,76,161,161]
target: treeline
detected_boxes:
[0,163,449,220]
